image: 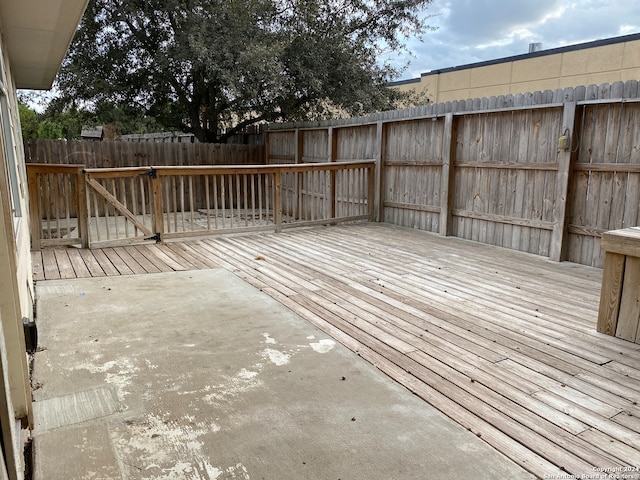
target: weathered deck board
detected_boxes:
[33,223,640,478]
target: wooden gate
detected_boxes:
[84,167,158,247]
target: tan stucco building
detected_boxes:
[390,33,640,103]
[0,2,88,479]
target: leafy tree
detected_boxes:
[18,103,39,139]
[38,98,95,140]
[36,120,64,140]
[17,93,166,140]
[57,0,434,143]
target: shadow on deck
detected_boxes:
[31,223,640,479]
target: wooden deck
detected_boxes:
[32,223,640,478]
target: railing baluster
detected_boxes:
[258,174,263,224]
[311,170,317,222]
[110,179,120,239]
[347,168,353,216]
[228,175,235,228]
[188,175,195,232]
[274,171,282,233]
[164,176,172,233]
[243,174,249,227]
[296,171,302,221]
[220,175,226,229]
[43,174,51,240]
[265,173,271,225]
[236,174,242,227]
[62,174,71,239]
[213,175,219,230]
[95,188,107,241]
[171,176,178,233]
[251,174,256,225]
[139,176,146,232]
[204,175,211,231]
[129,177,137,237]
[322,170,327,219]
[368,165,375,220]
[179,176,186,232]
[120,177,129,238]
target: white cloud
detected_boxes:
[392,0,640,80]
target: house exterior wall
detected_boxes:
[0,20,35,480]
[391,33,640,103]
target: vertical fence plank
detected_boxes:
[439,113,455,236]
[374,121,384,222]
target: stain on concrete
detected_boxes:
[261,348,291,366]
[309,338,336,353]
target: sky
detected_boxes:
[393,0,640,81]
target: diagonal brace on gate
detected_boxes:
[85,176,154,236]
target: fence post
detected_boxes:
[295,129,303,219]
[549,101,577,261]
[374,120,384,222]
[328,127,338,218]
[151,170,164,242]
[330,169,337,219]
[26,167,41,251]
[274,171,283,233]
[76,169,89,248]
[368,164,376,221]
[439,113,456,236]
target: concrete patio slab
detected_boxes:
[31,268,535,480]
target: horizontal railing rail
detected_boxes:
[28,161,375,249]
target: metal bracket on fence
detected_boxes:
[144,233,162,242]
[140,168,157,179]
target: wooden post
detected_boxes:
[374,120,385,222]
[549,101,577,262]
[274,172,283,233]
[617,256,640,341]
[295,129,303,219]
[368,165,376,221]
[597,252,625,335]
[330,169,337,219]
[151,171,164,242]
[76,170,89,248]
[328,127,338,217]
[26,167,41,251]
[439,113,456,236]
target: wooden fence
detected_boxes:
[23,139,264,168]
[27,161,374,249]
[266,80,640,268]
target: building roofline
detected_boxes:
[388,32,640,86]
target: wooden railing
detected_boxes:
[27,164,89,250]
[27,161,375,249]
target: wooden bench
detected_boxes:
[598,227,640,343]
